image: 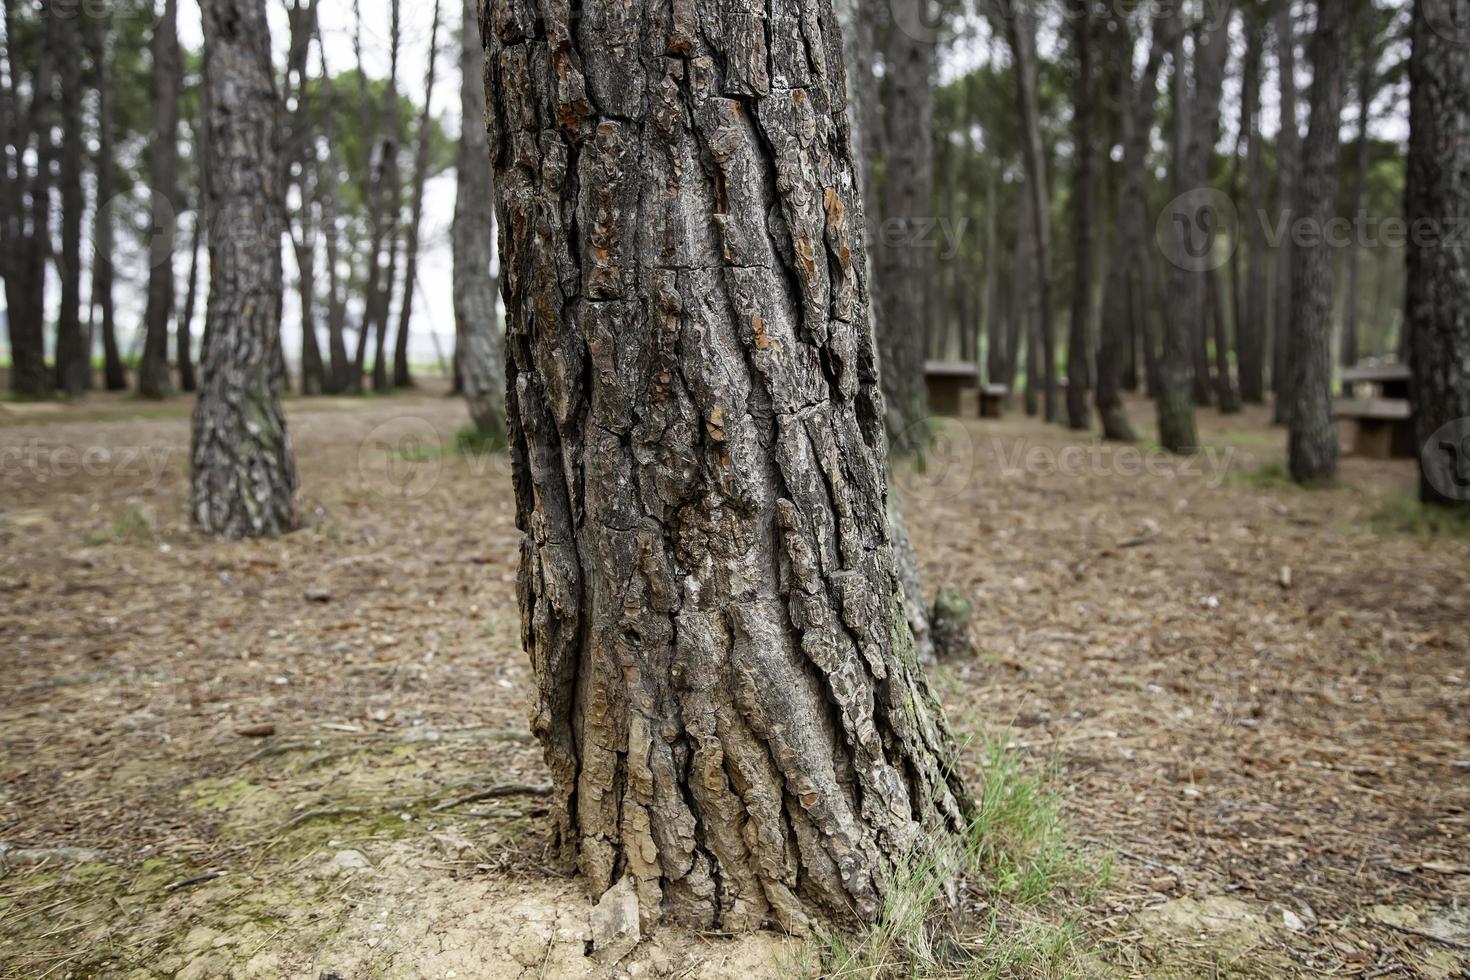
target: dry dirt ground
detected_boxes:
[1,386,1466,979]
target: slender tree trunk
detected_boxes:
[83,12,124,392]
[1405,0,1469,507]
[1211,265,1240,411]
[1340,28,1374,390]
[1002,0,1058,422]
[371,0,404,393]
[1239,13,1269,403]
[1287,0,1350,484]
[54,6,86,397]
[1066,0,1094,431]
[315,21,350,394]
[178,204,202,392]
[1158,16,1200,451]
[393,0,443,389]
[1271,0,1301,423]
[285,0,325,396]
[876,0,935,454]
[483,0,973,931]
[4,0,54,398]
[192,0,296,537]
[138,0,182,399]
[453,0,504,442]
[348,1,386,394]
[984,170,1005,386]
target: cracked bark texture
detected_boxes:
[481,0,973,932]
[192,0,297,538]
[1405,0,1470,507]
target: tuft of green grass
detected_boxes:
[1368,494,1470,538]
[797,738,1108,979]
[455,423,508,456]
[110,507,154,544]
[1227,461,1292,489]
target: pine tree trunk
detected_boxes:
[482,0,972,931]
[1239,13,1269,403]
[54,6,86,397]
[1158,16,1200,453]
[138,0,182,400]
[876,0,935,454]
[178,204,202,393]
[1287,0,1349,484]
[315,25,351,394]
[372,1,404,394]
[1066,0,1094,432]
[1271,0,1301,424]
[285,0,325,396]
[453,0,505,442]
[1405,0,1470,507]
[1003,0,1058,422]
[81,11,125,392]
[192,0,297,538]
[1340,38,1374,392]
[4,0,53,398]
[393,0,444,389]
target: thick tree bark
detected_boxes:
[54,6,86,397]
[1405,0,1470,507]
[88,10,126,392]
[1271,0,1301,423]
[393,0,444,389]
[876,0,935,454]
[138,0,182,399]
[453,0,505,442]
[1002,0,1058,422]
[1238,12,1269,403]
[1286,0,1350,484]
[482,0,972,931]
[1066,0,1093,431]
[192,0,297,538]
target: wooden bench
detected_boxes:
[924,360,980,417]
[979,384,1010,419]
[1333,397,1416,459]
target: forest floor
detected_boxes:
[1,384,1467,979]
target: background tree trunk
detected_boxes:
[83,11,126,392]
[315,22,350,394]
[371,0,404,393]
[4,0,54,398]
[54,6,86,397]
[138,0,182,400]
[1405,0,1470,507]
[876,0,936,454]
[178,201,202,392]
[393,0,443,389]
[452,0,504,442]
[483,0,972,932]
[1002,0,1058,422]
[1238,12,1269,403]
[1271,0,1300,424]
[1340,24,1375,391]
[1286,0,1349,484]
[192,0,296,538]
[285,0,325,396]
[1066,0,1093,431]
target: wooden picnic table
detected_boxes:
[924,360,980,417]
[1335,361,1416,459]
